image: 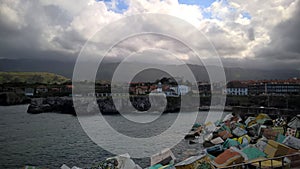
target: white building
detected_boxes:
[170,85,190,95]
[226,87,248,96]
[225,81,248,96]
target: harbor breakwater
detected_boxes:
[21,95,300,115]
[27,96,190,115]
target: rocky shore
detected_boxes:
[27,96,185,115]
[27,97,76,115]
[20,95,300,115]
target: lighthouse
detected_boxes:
[157,82,162,93]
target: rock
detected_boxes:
[27,97,75,115]
[0,92,30,106]
[27,104,52,114]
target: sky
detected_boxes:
[0,0,300,70]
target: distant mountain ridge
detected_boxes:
[1,58,299,82]
[0,72,69,84]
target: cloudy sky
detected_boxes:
[0,0,300,70]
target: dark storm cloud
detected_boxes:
[255,1,300,69]
[52,29,85,51]
[0,0,83,61]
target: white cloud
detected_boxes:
[70,1,122,39]
[0,0,299,69]
[196,0,299,58]
[0,1,27,30]
[125,0,203,26]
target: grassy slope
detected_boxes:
[0,72,69,84]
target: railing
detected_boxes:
[210,152,300,169]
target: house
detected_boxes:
[24,88,34,96]
[197,82,211,96]
[225,81,248,96]
[50,87,61,92]
[164,88,177,97]
[128,82,151,95]
[1,86,17,92]
[36,85,48,94]
[61,84,73,93]
[170,85,190,95]
[135,87,148,95]
[150,85,163,94]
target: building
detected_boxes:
[62,85,73,93]
[170,85,190,95]
[211,82,226,95]
[197,82,211,96]
[225,81,248,96]
[248,83,300,95]
[24,88,34,96]
[164,88,178,97]
[129,82,151,95]
[135,86,148,95]
[50,87,61,93]
[36,85,48,94]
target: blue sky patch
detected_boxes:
[178,0,216,8]
[96,0,129,13]
[241,12,251,19]
[202,11,213,19]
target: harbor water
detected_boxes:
[0,105,227,168]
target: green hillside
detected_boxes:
[0,72,70,84]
